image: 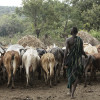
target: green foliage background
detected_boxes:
[0,0,100,46]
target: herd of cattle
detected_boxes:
[0,43,100,89]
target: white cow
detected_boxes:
[22,48,40,86]
[6,44,25,56]
[84,45,98,54]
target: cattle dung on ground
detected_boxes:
[77,31,100,46]
[17,35,45,48]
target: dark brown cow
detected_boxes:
[84,53,100,87]
[50,47,64,83]
[83,55,95,87]
[93,53,100,71]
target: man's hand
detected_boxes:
[85,54,88,58]
[63,66,68,69]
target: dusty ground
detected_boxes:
[0,75,100,100]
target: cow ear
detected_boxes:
[4,48,7,52]
[24,49,27,52]
[19,49,23,53]
[20,49,26,53]
[0,46,6,54]
[2,52,5,56]
[45,50,47,53]
[0,52,5,56]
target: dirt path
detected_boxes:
[0,77,100,100]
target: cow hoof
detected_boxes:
[57,80,60,83]
[54,83,57,86]
[84,85,87,88]
[50,85,52,88]
[45,82,48,85]
[71,97,76,99]
[26,84,30,88]
[11,86,15,89]
[29,83,33,86]
[88,83,91,85]
[63,75,66,79]
[7,84,10,88]
[38,76,41,80]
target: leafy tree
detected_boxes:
[66,0,100,31]
[0,14,24,36]
[82,3,100,31]
[18,0,58,38]
[0,6,16,16]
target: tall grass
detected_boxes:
[0,30,99,46]
[90,30,100,41]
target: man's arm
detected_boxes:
[64,39,69,66]
[81,41,88,58]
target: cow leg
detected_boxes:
[26,67,29,87]
[29,70,34,86]
[88,69,92,85]
[19,66,22,79]
[54,66,57,85]
[2,67,6,82]
[11,67,17,88]
[88,64,94,85]
[7,72,11,87]
[84,67,88,87]
[43,66,49,85]
[26,74,29,87]
[63,67,66,79]
[57,64,61,83]
[93,70,97,80]
[91,67,96,81]
[11,70,14,89]
[49,66,54,88]
[37,66,41,80]
[50,78,52,88]
[44,72,47,85]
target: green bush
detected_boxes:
[90,30,100,41]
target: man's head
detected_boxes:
[70,27,78,35]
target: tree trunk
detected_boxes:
[36,29,41,38]
[63,20,68,38]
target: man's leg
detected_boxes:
[67,86,72,96]
[71,77,79,99]
[70,87,72,95]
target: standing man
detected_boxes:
[64,27,87,99]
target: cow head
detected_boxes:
[0,46,6,58]
[19,49,25,57]
[36,48,47,58]
[97,46,100,53]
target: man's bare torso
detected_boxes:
[66,36,77,51]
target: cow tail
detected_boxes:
[11,54,15,81]
[84,55,91,70]
[92,55,96,68]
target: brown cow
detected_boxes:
[41,53,55,87]
[93,53,100,71]
[84,53,100,87]
[3,50,21,88]
[83,55,95,87]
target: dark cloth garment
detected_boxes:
[64,36,83,89]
